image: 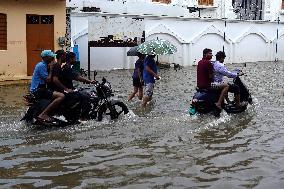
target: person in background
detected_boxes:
[142,54,160,107]
[128,52,145,101]
[197,48,228,111]
[30,50,65,123]
[212,51,247,108]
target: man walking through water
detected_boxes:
[197,48,228,114]
[142,54,160,107]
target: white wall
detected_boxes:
[276,34,284,60]
[67,0,284,21]
[72,14,284,70]
[235,34,269,63]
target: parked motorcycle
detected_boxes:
[21,78,129,126]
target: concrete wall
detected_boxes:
[72,14,284,70]
[0,0,66,77]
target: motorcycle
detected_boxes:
[189,75,253,117]
[21,78,129,126]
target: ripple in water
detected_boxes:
[0,62,283,188]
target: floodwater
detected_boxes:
[0,62,283,188]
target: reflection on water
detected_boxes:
[0,62,283,188]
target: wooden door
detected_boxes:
[26,15,54,76]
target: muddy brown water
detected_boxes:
[0,62,283,188]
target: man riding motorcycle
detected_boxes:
[50,51,96,122]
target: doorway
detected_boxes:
[26,15,54,76]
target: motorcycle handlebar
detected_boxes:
[92,77,107,87]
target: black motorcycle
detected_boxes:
[189,75,253,117]
[84,77,129,121]
[21,78,129,126]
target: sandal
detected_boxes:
[36,116,56,124]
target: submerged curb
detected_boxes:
[0,78,31,86]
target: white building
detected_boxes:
[67,0,284,21]
[67,0,284,70]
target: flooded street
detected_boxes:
[0,62,284,188]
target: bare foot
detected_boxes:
[37,114,54,123]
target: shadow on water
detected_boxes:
[0,62,283,188]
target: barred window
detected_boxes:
[198,0,214,6]
[0,13,7,50]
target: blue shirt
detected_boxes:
[30,61,48,92]
[212,61,238,83]
[132,58,144,79]
[143,56,157,84]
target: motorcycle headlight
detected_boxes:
[103,83,112,94]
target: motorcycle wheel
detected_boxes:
[97,101,129,121]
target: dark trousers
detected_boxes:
[79,91,91,119]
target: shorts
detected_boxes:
[32,87,53,100]
[228,83,240,94]
[144,83,154,98]
[133,78,143,88]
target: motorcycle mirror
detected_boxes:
[102,77,106,84]
[93,70,97,80]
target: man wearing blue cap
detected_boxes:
[30,50,65,123]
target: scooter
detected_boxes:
[189,74,253,117]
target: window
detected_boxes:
[152,0,171,4]
[198,0,214,6]
[26,15,54,24]
[0,13,7,50]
